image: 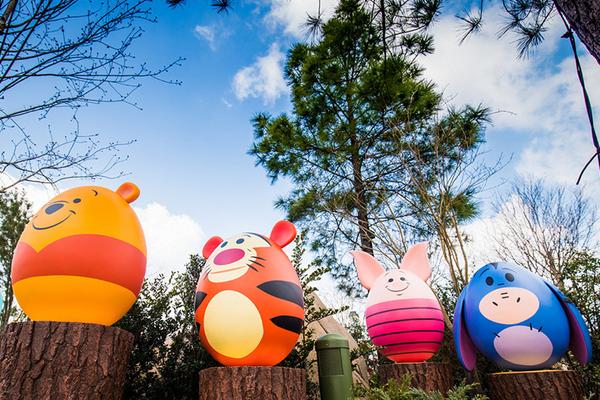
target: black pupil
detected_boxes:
[505,273,514,282]
[388,278,393,283]
[236,238,244,244]
[220,241,228,248]
[73,198,81,203]
[485,276,494,286]
[400,277,406,281]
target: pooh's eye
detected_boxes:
[388,278,393,283]
[236,238,245,244]
[505,273,514,282]
[220,241,228,248]
[485,276,494,286]
[73,198,81,204]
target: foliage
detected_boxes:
[280,231,348,399]
[118,255,218,399]
[355,374,487,400]
[0,190,30,328]
[250,0,490,296]
[0,0,181,190]
[564,251,600,396]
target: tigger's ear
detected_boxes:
[117,182,140,203]
[270,220,297,248]
[202,236,223,259]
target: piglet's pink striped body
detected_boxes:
[366,298,444,362]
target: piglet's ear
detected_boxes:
[270,220,297,248]
[202,236,223,259]
[117,182,140,204]
[351,251,385,291]
[400,242,431,282]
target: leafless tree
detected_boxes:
[491,179,597,290]
[0,0,182,190]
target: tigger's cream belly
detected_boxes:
[204,290,264,359]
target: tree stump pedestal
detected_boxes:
[378,362,453,395]
[486,370,584,400]
[199,366,306,400]
[0,321,134,400]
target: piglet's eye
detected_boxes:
[505,273,514,282]
[400,277,406,281]
[485,276,494,286]
[388,278,393,283]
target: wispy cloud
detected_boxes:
[232,43,287,104]
[264,0,338,39]
[194,24,218,51]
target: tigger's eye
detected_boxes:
[220,241,228,248]
[236,238,245,244]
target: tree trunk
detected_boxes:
[0,321,134,400]
[199,366,306,400]
[486,370,584,400]
[378,362,453,395]
[554,0,600,65]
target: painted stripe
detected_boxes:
[271,315,303,334]
[367,308,444,326]
[373,332,444,347]
[195,291,207,311]
[368,319,444,337]
[380,341,442,353]
[366,298,441,318]
[258,280,304,308]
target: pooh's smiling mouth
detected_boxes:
[32,210,76,230]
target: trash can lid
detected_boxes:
[315,333,350,350]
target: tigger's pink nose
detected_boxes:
[214,248,245,265]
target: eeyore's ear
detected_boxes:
[454,287,477,371]
[544,281,592,365]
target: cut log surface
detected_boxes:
[199,366,306,400]
[0,321,134,400]
[378,362,453,394]
[486,370,584,400]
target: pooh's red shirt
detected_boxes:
[12,234,146,296]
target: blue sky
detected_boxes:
[10,0,600,276]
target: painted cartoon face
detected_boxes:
[454,261,593,371]
[195,221,305,366]
[11,183,146,326]
[203,233,272,283]
[353,243,444,363]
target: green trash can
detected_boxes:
[315,333,353,400]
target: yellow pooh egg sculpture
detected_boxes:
[11,182,146,326]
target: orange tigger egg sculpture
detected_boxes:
[11,182,146,326]
[194,221,304,366]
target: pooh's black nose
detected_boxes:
[45,203,64,215]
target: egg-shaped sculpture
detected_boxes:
[352,242,444,363]
[194,220,304,366]
[11,182,146,326]
[454,262,592,371]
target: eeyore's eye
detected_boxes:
[236,238,245,244]
[485,276,494,286]
[505,273,514,282]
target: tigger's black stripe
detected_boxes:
[195,291,207,311]
[258,281,304,308]
[271,316,303,334]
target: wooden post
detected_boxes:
[0,321,134,400]
[378,362,453,395]
[486,370,584,400]
[199,366,306,400]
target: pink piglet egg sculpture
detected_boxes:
[352,242,444,363]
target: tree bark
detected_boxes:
[378,362,453,395]
[199,366,306,400]
[486,370,584,400]
[554,0,600,65]
[0,321,134,400]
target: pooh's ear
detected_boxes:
[117,182,140,203]
[202,236,223,259]
[399,242,431,282]
[351,251,385,291]
[270,220,297,248]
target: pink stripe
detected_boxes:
[367,309,443,328]
[366,298,441,318]
[388,352,435,363]
[382,341,442,355]
[368,318,444,338]
[373,331,444,347]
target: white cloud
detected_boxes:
[232,43,287,104]
[134,203,205,276]
[194,25,216,50]
[420,8,600,190]
[264,0,338,39]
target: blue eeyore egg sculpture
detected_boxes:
[453,262,592,371]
